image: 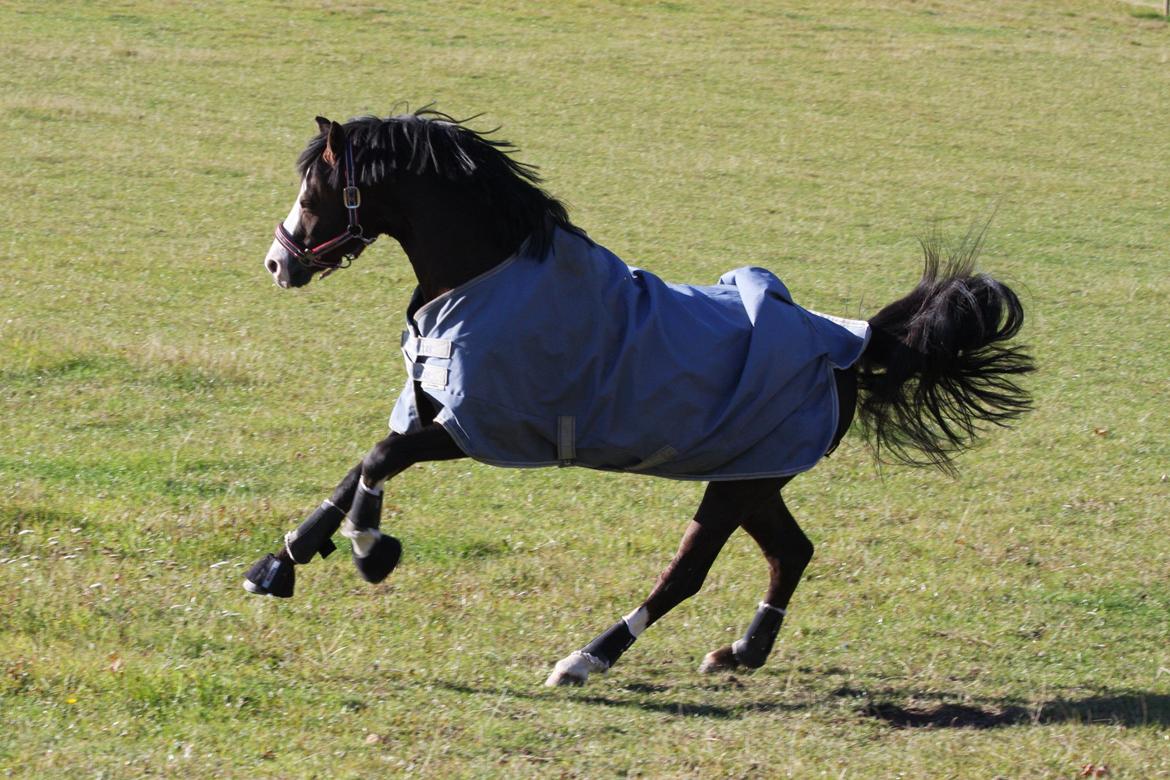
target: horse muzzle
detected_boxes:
[264,241,313,288]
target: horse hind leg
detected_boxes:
[545,518,735,686]
[698,367,856,671]
[546,478,782,687]
[699,491,811,673]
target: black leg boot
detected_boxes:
[243,502,344,598]
[731,602,786,669]
[345,484,402,584]
[285,501,343,563]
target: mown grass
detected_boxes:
[2,0,1169,777]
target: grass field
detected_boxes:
[2,0,1169,777]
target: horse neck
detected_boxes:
[387,177,527,302]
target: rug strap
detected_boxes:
[557,416,576,466]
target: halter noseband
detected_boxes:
[274,139,376,272]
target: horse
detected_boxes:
[248,111,1034,687]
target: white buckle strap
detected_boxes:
[400,330,451,390]
[410,363,449,389]
[400,331,452,360]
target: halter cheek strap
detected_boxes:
[274,138,376,272]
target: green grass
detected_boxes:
[2,0,1169,777]
[1129,8,1170,20]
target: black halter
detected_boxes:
[274,139,376,271]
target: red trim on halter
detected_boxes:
[275,138,375,271]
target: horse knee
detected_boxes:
[361,439,398,483]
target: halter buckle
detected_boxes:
[343,186,361,209]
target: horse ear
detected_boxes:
[322,120,345,168]
[315,116,331,134]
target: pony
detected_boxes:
[248,111,1033,687]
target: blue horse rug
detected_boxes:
[390,227,870,481]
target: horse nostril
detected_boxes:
[266,258,279,275]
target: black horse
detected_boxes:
[249,111,1033,686]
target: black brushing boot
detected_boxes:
[731,602,786,668]
[242,501,346,598]
[581,620,638,670]
[285,501,343,563]
[346,483,402,584]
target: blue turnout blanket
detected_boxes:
[390,228,870,480]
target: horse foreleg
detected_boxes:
[243,463,362,597]
[699,491,810,673]
[344,423,464,584]
[287,464,363,562]
[243,424,462,596]
[545,478,783,687]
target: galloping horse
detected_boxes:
[248,111,1033,687]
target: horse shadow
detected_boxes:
[434,679,1170,729]
[854,688,1170,729]
[435,679,775,719]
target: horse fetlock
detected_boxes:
[545,651,609,687]
[581,619,638,668]
[341,517,382,558]
[730,638,768,669]
[242,553,295,598]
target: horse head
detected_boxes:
[263,111,579,298]
[264,117,386,288]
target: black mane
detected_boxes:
[298,109,581,257]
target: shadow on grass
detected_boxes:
[435,680,1170,728]
[852,689,1170,730]
[434,679,803,719]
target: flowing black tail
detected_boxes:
[856,237,1035,474]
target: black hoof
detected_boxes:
[353,534,402,584]
[243,553,295,598]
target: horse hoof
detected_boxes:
[353,534,402,584]
[698,645,740,674]
[544,668,586,687]
[243,553,295,598]
[544,651,607,687]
